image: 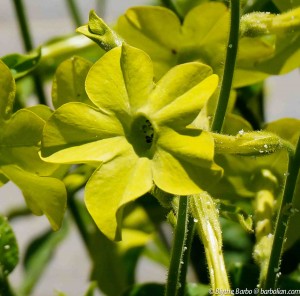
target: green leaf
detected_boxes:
[84,282,98,296]
[219,201,253,233]
[186,283,211,296]
[272,0,300,11]
[1,49,41,79]
[0,215,19,276]
[174,0,209,17]
[76,10,123,51]
[1,165,67,231]
[122,283,165,296]
[19,224,68,295]
[0,172,9,187]
[0,60,15,121]
[52,56,94,109]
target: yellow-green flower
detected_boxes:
[41,44,221,240]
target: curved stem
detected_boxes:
[65,0,83,28]
[165,197,189,296]
[262,137,300,290]
[12,0,47,105]
[211,0,240,133]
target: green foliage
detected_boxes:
[1,0,300,295]
[1,49,41,79]
[0,215,18,277]
[18,224,69,295]
[0,60,67,230]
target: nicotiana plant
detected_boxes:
[0,0,300,296]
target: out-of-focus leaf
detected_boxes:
[0,172,9,187]
[173,0,209,17]
[273,0,300,11]
[186,283,211,296]
[122,283,165,296]
[1,49,41,79]
[0,215,19,276]
[18,224,68,296]
[229,262,260,290]
[219,201,253,233]
[84,282,98,296]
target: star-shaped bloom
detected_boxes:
[116,2,300,87]
[41,44,222,240]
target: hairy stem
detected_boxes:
[177,216,195,296]
[190,193,231,295]
[12,0,47,105]
[262,137,300,290]
[165,197,189,296]
[211,0,240,133]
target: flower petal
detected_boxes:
[153,74,218,128]
[117,7,181,80]
[85,152,152,241]
[146,62,213,114]
[120,44,154,112]
[85,47,129,118]
[86,45,154,122]
[152,128,222,195]
[41,102,128,163]
[2,165,66,231]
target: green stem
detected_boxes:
[211,0,240,133]
[165,197,189,296]
[65,0,83,28]
[190,194,231,295]
[68,194,90,247]
[0,276,16,296]
[262,137,300,290]
[12,0,47,105]
[177,216,195,296]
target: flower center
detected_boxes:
[129,115,155,156]
[142,119,154,144]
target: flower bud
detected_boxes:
[213,131,283,156]
[77,10,123,51]
[240,8,300,37]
